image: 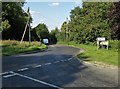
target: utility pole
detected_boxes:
[20,7,31,44]
[28,7,31,44]
[66,18,69,45]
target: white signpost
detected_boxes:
[96,37,109,50]
[96,37,105,41]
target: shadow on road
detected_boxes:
[2,47,89,87]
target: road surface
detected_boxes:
[1,45,118,88]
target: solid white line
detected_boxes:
[17,68,29,72]
[44,63,52,66]
[3,73,17,78]
[11,71,62,89]
[0,72,9,76]
[34,65,42,68]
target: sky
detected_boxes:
[23,1,82,31]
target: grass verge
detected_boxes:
[1,40,46,56]
[58,41,118,66]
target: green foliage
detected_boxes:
[32,23,49,42]
[57,41,118,66]
[109,40,119,51]
[2,2,32,40]
[49,27,60,44]
[1,20,11,31]
[32,24,60,44]
[108,2,120,40]
[60,21,68,41]
[31,28,39,41]
[1,40,46,56]
[60,2,113,44]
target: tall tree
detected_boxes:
[108,2,120,40]
[2,2,31,40]
[33,23,49,42]
[61,21,67,41]
[49,27,60,44]
[60,2,112,44]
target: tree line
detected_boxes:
[1,2,120,44]
[1,2,58,44]
[59,2,120,44]
[2,2,32,40]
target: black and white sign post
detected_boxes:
[96,37,109,50]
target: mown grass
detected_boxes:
[1,40,46,56]
[58,41,118,66]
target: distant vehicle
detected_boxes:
[42,39,49,45]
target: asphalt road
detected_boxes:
[1,45,118,88]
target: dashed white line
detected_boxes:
[54,61,60,64]
[64,60,68,62]
[44,63,52,65]
[17,68,29,72]
[2,57,74,78]
[68,58,72,61]
[34,65,42,68]
[10,71,62,89]
[60,60,65,62]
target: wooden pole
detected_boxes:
[29,20,31,44]
[20,19,29,44]
[20,7,31,44]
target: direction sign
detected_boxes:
[96,37,105,41]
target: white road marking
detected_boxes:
[34,65,42,68]
[68,58,72,61]
[0,72,10,76]
[64,60,68,62]
[10,71,62,89]
[17,68,29,72]
[54,61,60,64]
[44,63,52,65]
[60,60,65,62]
[3,73,17,78]
[50,45,55,47]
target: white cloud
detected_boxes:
[30,10,41,15]
[49,2,60,6]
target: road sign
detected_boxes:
[96,37,105,41]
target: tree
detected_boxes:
[1,20,11,31]
[33,23,49,42]
[60,2,112,44]
[108,2,120,40]
[49,27,59,44]
[31,28,39,41]
[61,21,67,41]
[2,2,32,40]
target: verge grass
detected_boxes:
[58,41,118,66]
[1,40,46,56]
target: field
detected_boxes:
[58,41,118,66]
[0,40,46,56]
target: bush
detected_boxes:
[109,40,119,51]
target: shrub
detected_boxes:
[109,40,119,51]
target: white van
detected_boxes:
[43,39,49,45]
